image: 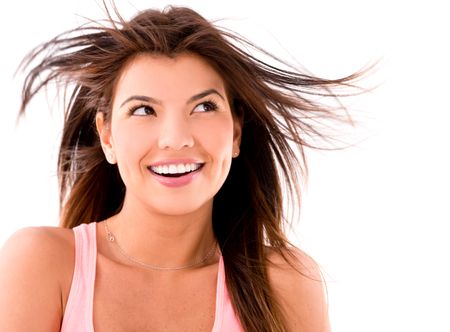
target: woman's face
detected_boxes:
[96,53,242,216]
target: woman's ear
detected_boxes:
[95,112,116,164]
[232,112,243,158]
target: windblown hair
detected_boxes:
[18,4,368,331]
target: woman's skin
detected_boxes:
[0,52,330,331]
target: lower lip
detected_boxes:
[148,166,202,188]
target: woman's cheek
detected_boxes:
[196,116,234,153]
[113,124,156,161]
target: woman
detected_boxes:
[0,5,365,331]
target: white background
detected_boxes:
[1,1,449,331]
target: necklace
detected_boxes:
[104,220,218,271]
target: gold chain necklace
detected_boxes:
[104,220,218,271]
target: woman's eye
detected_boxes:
[131,105,155,116]
[193,101,218,113]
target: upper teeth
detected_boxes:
[150,163,201,175]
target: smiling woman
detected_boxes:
[0,4,367,332]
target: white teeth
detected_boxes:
[151,163,201,175]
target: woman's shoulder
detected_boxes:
[1,226,75,297]
[0,226,75,330]
[265,246,325,297]
[1,225,75,260]
[265,246,331,332]
[0,226,75,295]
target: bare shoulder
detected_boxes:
[0,226,74,331]
[266,246,331,332]
[0,226,74,268]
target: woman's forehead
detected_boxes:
[112,53,227,106]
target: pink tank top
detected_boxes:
[61,222,243,331]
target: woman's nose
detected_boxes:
[157,113,194,150]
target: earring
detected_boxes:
[233,151,239,158]
[106,151,116,164]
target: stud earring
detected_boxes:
[106,151,116,164]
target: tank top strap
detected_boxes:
[212,255,244,332]
[60,222,97,332]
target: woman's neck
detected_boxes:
[104,196,216,270]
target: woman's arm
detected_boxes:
[0,227,68,331]
[268,248,331,332]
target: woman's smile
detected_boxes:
[147,159,205,188]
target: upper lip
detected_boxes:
[148,159,204,167]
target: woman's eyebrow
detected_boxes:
[187,89,225,103]
[120,95,160,108]
[120,88,225,108]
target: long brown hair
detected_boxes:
[18,4,370,331]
